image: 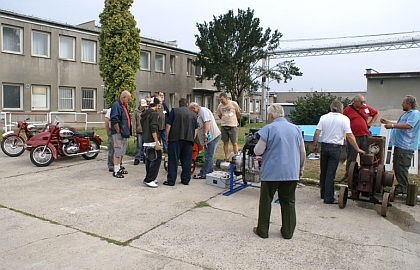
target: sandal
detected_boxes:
[113,171,124,178]
[119,169,128,174]
[193,174,206,179]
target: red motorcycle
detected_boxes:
[1,118,40,157]
[24,121,102,167]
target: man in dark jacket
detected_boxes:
[157,92,169,153]
[110,90,132,178]
[164,98,198,186]
[140,97,161,188]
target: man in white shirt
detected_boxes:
[313,100,365,204]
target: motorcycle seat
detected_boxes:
[74,131,94,137]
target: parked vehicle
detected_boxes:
[24,120,102,167]
[1,118,41,157]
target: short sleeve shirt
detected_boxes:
[216,100,241,126]
[390,109,420,151]
[343,104,378,136]
[316,112,352,145]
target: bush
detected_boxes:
[289,92,351,125]
[238,115,248,127]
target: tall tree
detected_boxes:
[98,0,141,109]
[194,8,302,101]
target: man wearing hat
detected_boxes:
[132,99,148,165]
[140,97,162,188]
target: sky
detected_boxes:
[2,0,419,93]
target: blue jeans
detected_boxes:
[134,133,144,160]
[158,130,168,152]
[167,140,193,185]
[199,136,219,177]
[320,143,342,203]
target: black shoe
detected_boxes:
[324,199,338,204]
[134,159,140,165]
[113,171,124,178]
[181,181,189,185]
[109,168,114,172]
[163,181,174,186]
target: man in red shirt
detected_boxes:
[343,94,379,179]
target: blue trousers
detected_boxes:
[167,140,193,185]
[199,136,219,177]
[134,133,144,160]
[320,143,342,203]
[158,130,168,152]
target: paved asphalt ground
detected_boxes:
[0,150,419,269]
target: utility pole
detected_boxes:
[261,58,267,122]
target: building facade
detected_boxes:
[0,9,217,126]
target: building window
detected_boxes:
[170,55,175,73]
[195,65,202,76]
[59,36,75,60]
[2,84,23,110]
[82,88,96,110]
[250,100,254,113]
[255,100,260,113]
[205,96,212,110]
[155,53,165,72]
[187,59,192,76]
[32,31,50,57]
[58,87,74,111]
[140,51,150,70]
[2,25,23,54]
[195,95,202,106]
[243,99,248,113]
[82,40,96,63]
[31,85,50,110]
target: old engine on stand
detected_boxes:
[216,128,262,195]
[339,136,394,216]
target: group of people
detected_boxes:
[105,90,420,241]
[105,91,242,188]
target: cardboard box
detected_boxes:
[206,171,231,188]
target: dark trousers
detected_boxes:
[393,147,414,193]
[144,148,162,183]
[256,181,298,239]
[167,140,193,185]
[320,143,342,203]
[345,135,368,173]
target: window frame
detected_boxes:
[155,53,165,73]
[59,35,75,61]
[255,100,260,113]
[31,30,51,58]
[2,83,23,110]
[31,85,50,111]
[81,39,97,63]
[1,25,23,54]
[58,87,75,111]
[249,100,254,113]
[195,65,202,77]
[81,88,96,111]
[140,51,150,70]
[187,59,192,76]
[170,55,176,74]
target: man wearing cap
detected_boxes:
[164,98,198,186]
[132,99,148,165]
[110,90,132,178]
[157,92,169,153]
[140,97,162,188]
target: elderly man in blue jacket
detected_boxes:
[110,90,132,178]
[253,103,306,239]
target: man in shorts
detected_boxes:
[216,92,241,161]
[110,90,132,178]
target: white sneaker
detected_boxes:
[143,181,158,188]
[154,180,158,184]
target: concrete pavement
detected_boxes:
[0,151,419,269]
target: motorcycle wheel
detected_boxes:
[30,145,54,167]
[82,139,99,160]
[1,135,25,157]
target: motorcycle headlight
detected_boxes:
[15,122,19,128]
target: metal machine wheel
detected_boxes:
[389,186,396,202]
[1,135,25,157]
[375,164,385,194]
[384,172,394,187]
[30,145,54,167]
[347,162,358,191]
[381,193,390,217]
[82,139,100,160]
[338,186,348,209]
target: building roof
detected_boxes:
[365,69,420,79]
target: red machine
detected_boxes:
[24,121,101,167]
[338,136,394,216]
[1,118,43,157]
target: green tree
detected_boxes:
[194,8,302,101]
[98,0,141,109]
[289,92,351,125]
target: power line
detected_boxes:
[281,30,420,42]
